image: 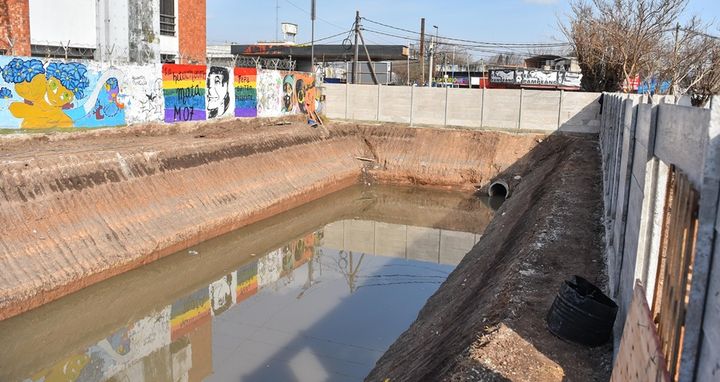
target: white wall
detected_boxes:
[95,0,130,62]
[324,84,601,134]
[29,0,97,48]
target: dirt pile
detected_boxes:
[366,134,612,381]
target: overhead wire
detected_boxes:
[361,17,570,48]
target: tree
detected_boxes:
[561,0,720,104]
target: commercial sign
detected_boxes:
[489,69,582,89]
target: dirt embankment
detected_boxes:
[0,118,545,321]
[366,134,611,382]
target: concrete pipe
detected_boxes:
[488,180,510,199]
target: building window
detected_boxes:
[160,0,176,36]
[0,49,6,55]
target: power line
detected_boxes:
[361,28,553,57]
[297,30,353,46]
[283,0,348,31]
[361,17,570,48]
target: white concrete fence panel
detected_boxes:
[324,84,601,134]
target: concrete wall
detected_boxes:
[325,83,601,134]
[321,219,481,265]
[600,93,720,381]
[0,56,316,129]
[29,0,97,48]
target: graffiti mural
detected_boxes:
[0,57,319,130]
[234,67,257,117]
[206,66,233,119]
[256,69,283,117]
[162,64,206,122]
[0,57,126,129]
[120,64,164,124]
[281,72,317,115]
[209,272,236,316]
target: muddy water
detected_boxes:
[0,185,497,382]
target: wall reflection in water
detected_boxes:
[14,185,495,382]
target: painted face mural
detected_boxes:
[282,74,295,113]
[207,66,230,119]
[0,58,125,129]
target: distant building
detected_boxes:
[0,0,206,64]
[488,54,583,90]
[230,43,407,84]
[524,54,581,73]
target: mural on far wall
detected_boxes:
[256,69,282,117]
[120,64,164,124]
[162,64,206,122]
[281,72,316,115]
[0,58,319,129]
[206,66,233,119]
[234,67,257,117]
[0,57,126,129]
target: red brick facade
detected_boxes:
[178,0,206,65]
[0,0,31,56]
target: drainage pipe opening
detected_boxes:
[488,180,510,199]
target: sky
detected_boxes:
[207,0,720,58]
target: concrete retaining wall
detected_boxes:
[324,84,601,134]
[600,94,720,381]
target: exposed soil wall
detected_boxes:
[0,119,545,320]
[366,134,611,381]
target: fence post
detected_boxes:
[345,82,349,120]
[679,95,720,382]
[444,87,449,127]
[480,87,486,128]
[557,90,564,130]
[518,88,524,131]
[409,85,414,126]
[377,84,381,121]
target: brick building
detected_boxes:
[0,0,31,56]
[0,0,205,64]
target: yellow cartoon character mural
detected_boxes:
[0,58,125,129]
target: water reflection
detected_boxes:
[2,185,495,382]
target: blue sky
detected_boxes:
[208,0,719,56]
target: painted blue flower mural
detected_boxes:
[20,59,45,82]
[2,58,39,83]
[0,57,126,129]
[45,62,90,99]
[0,87,12,99]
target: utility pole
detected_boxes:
[420,18,425,86]
[353,11,360,84]
[275,0,279,42]
[358,28,380,85]
[428,36,434,87]
[407,42,411,85]
[451,46,455,87]
[311,0,316,73]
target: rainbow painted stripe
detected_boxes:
[162,64,207,122]
[236,261,258,303]
[234,67,257,118]
[170,287,211,341]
